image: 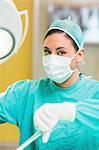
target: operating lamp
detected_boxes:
[0,0,28,64]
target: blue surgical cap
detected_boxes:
[45,18,84,48]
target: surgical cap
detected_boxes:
[45,18,84,48]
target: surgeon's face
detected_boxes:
[43,33,84,69]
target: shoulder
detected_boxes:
[5,78,50,94]
[81,75,99,97]
[7,79,32,93]
[0,80,33,99]
[80,75,99,85]
[83,76,99,87]
[29,77,50,91]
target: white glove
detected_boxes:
[34,102,76,143]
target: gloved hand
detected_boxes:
[34,102,76,143]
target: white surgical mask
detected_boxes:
[42,50,84,83]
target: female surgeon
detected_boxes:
[0,18,99,150]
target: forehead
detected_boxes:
[43,33,74,47]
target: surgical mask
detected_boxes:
[42,50,84,83]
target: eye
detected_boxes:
[57,50,66,56]
[44,49,51,56]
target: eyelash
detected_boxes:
[44,50,51,55]
[57,51,66,55]
[44,49,66,56]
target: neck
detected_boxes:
[55,71,80,88]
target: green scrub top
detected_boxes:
[0,75,99,150]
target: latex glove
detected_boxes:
[34,102,76,143]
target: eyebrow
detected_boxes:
[43,46,50,50]
[43,46,68,51]
[56,47,67,50]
